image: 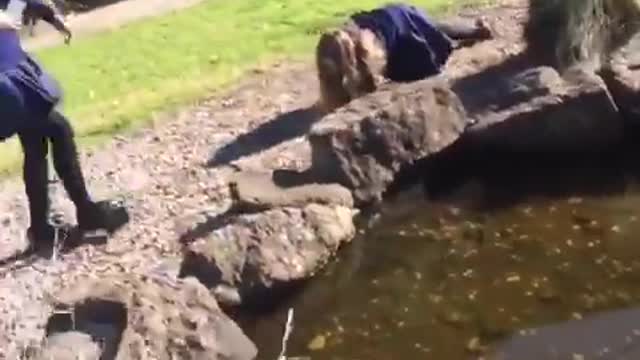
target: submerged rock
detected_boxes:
[43,274,257,360]
[181,204,356,307]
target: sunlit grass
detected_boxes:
[0,0,485,174]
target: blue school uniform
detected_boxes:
[350,3,454,82]
[0,0,62,140]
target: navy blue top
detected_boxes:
[0,30,24,71]
[0,0,55,69]
[0,0,61,140]
[350,3,453,82]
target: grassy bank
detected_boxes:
[0,0,484,174]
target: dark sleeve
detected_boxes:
[22,0,57,23]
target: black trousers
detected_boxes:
[18,110,92,230]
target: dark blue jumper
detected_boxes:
[350,3,454,82]
[0,0,62,140]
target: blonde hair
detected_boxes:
[315,23,387,113]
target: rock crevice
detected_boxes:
[37,274,258,360]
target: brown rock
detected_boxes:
[307,77,470,206]
[456,66,624,152]
[228,170,354,211]
[181,204,356,307]
[47,274,257,360]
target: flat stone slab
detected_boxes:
[228,171,354,211]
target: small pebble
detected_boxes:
[466,337,482,352]
[506,274,520,283]
[308,335,326,351]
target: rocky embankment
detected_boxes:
[2,0,640,358]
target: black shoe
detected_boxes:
[77,199,130,234]
[26,223,57,257]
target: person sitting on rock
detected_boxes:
[316,2,493,112]
[0,0,129,255]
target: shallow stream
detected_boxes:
[241,174,640,359]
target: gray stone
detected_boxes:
[307,77,470,206]
[181,204,356,307]
[457,65,624,152]
[228,171,354,211]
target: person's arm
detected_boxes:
[22,0,71,43]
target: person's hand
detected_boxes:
[62,27,72,44]
[52,15,72,44]
[59,21,72,44]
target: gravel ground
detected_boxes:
[0,1,527,357]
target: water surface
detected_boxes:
[241,179,640,359]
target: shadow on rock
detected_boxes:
[451,53,544,115]
[388,136,640,213]
[177,209,240,245]
[207,107,322,167]
[387,44,640,211]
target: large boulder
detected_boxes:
[181,203,356,307]
[41,274,257,360]
[455,65,624,153]
[228,171,354,211]
[306,77,470,206]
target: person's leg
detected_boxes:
[18,131,55,247]
[46,110,93,209]
[45,110,129,232]
[433,18,493,47]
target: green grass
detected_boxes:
[0,0,485,174]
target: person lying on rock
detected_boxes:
[0,0,129,254]
[316,2,493,112]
